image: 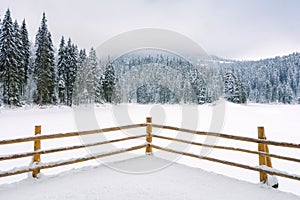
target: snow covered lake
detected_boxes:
[0,102,300,197]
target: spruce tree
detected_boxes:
[224,72,235,102]
[0,9,22,106]
[13,20,25,96]
[73,49,87,105]
[86,48,98,103]
[34,13,56,105]
[20,19,30,84]
[57,36,67,104]
[64,38,78,106]
[78,49,87,65]
[57,38,79,106]
[101,63,116,103]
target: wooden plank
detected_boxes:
[152,145,300,181]
[0,135,146,161]
[258,127,267,182]
[0,124,146,145]
[146,117,152,123]
[151,124,300,148]
[2,123,299,148]
[146,144,152,154]
[146,117,152,155]
[36,145,146,170]
[0,145,146,178]
[32,125,41,178]
[265,143,273,168]
[0,168,32,178]
[152,135,300,163]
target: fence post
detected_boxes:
[258,127,278,188]
[32,125,41,178]
[146,117,153,155]
[258,126,267,183]
[264,141,273,168]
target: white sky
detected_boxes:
[0,0,300,60]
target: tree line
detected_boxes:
[112,52,300,105]
[0,9,116,106]
[219,54,300,104]
[0,9,299,106]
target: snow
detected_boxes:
[0,156,299,200]
[267,175,279,188]
[0,102,300,198]
[258,165,300,181]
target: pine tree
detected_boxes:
[13,20,25,97]
[73,49,87,105]
[20,19,30,85]
[86,48,98,103]
[73,48,97,105]
[57,36,67,104]
[78,49,87,65]
[34,13,56,105]
[0,9,22,106]
[232,75,247,104]
[64,38,78,106]
[101,63,116,103]
[224,72,235,102]
[264,80,272,103]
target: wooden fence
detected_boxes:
[0,117,300,187]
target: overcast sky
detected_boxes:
[1,0,299,60]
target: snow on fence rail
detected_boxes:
[0,117,300,188]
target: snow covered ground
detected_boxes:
[0,156,299,200]
[0,102,300,198]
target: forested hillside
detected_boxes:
[218,54,300,104]
[0,9,299,106]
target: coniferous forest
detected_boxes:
[0,9,300,106]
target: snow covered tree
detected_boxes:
[56,37,78,106]
[13,20,25,97]
[33,13,56,105]
[188,68,206,104]
[100,62,116,103]
[20,19,30,85]
[57,36,67,104]
[232,75,247,104]
[224,72,235,102]
[73,49,87,105]
[73,48,97,104]
[86,48,98,102]
[78,49,87,65]
[64,38,78,106]
[0,9,23,106]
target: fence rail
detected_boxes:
[152,124,300,148]
[151,145,300,181]
[0,145,146,178]
[0,135,146,161]
[0,124,145,145]
[0,123,147,178]
[152,134,300,163]
[0,117,300,188]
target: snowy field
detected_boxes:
[0,102,300,198]
[0,156,299,200]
